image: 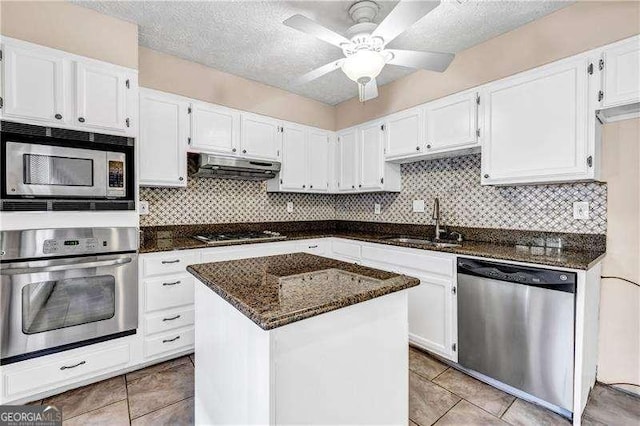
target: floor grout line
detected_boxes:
[129,395,195,422]
[62,399,127,423]
[429,399,463,426]
[500,397,517,419]
[430,366,450,382]
[124,374,132,426]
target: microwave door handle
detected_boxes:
[1,257,133,275]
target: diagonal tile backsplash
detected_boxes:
[140,154,607,234]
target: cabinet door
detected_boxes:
[424,91,478,153]
[358,122,384,190]
[190,102,240,155]
[337,129,358,191]
[3,44,66,124]
[308,130,330,192]
[482,57,590,185]
[139,90,189,187]
[240,113,281,160]
[384,107,423,159]
[602,36,640,108]
[408,274,457,361]
[75,62,128,132]
[280,124,308,190]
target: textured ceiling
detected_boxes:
[72,0,573,105]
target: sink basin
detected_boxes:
[383,236,461,248]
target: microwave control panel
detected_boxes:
[43,238,101,255]
[106,152,126,198]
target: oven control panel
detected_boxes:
[43,238,102,254]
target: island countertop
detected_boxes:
[187,252,420,330]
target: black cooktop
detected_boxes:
[193,231,286,245]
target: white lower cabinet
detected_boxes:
[144,327,195,359]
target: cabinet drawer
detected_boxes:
[144,328,194,359]
[145,307,195,335]
[332,240,361,259]
[4,343,130,397]
[145,274,194,312]
[361,245,453,277]
[142,252,201,277]
[297,240,328,255]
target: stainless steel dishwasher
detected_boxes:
[457,257,576,415]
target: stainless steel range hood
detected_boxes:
[191,154,281,181]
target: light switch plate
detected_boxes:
[139,200,149,215]
[286,201,294,213]
[573,201,589,220]
[412,200,425,213]
[374,203,381,215]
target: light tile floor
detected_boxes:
[27,349,639,425]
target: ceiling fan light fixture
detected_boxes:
[341,50,386,84]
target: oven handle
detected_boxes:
[1,257,133,275]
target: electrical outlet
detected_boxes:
[573,201,589,220]
[374,203,381,215]
[286,201,294,213]
[412,200,425,213]
[139,200,149,215]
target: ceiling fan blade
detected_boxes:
[292,59,344,86]
[372,1,440,46]
[360,78,379,102]
[386,49,454,72]
[283,14,351,48]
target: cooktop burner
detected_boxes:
[193,231,286,245]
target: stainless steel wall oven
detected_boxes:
[1,121,135,211]
[1,227,138,364]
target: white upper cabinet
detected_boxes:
[2,43,66,124]
[308,130,330,192]
[139,89,189,187]
[75,62,129,133]
[384,107,423,160]
[482,57,592,185]
[358,121,385,191]
[240,113,281,160]
[280,124,308,190]
[424,91,478,154]
[337,128,358,191]
[600,35,640,109]
[190,101,240,155]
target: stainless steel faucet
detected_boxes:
[432,197,446,240]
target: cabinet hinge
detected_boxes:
[327,182,329,188]
[380,177,384,184]
[125,118,130,127]
[0,97,3,109]
[187,107,192,114]
[380,124,385,131]
[599,59,604,71]
[587,63,594,75]
[125,79,130,89]
[277,149,280,157]
[337,137,341,142]
[0,50,3,61]
[476,95,480,105]
[476,128,480,137]
[452,343,457,352]
[598,90,604,102]
[188,137,191,145]
[280,179,283,184]
[452,286,457,295]
[587,155,593,168]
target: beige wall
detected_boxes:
[0,1,138,69]
[598,118,640,395]
[335,1,640,129]
[139,47,335,131]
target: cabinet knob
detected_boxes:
[78,117,85,123]
[310,185,313,188]
[359,184,362,188]
[483,174,489,179]
[242,149,247,154]
[352,185,355,189]
[302,185,306,188]
[426,144,431,149]
[416,146,420,151]
[179,177,184,181]
[55,114,62,120]
[232,148,237,152]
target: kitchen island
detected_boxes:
[188,252,420,425]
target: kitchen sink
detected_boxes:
[383,236,461,248]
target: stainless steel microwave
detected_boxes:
[1,121,134,211]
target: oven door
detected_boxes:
[1,253,138,363]
[5,141,108,198]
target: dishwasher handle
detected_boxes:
[457,258,576,293]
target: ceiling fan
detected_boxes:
[284,0,455,103]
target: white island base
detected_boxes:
[194,281,409,425]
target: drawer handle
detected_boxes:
[60,360,86,370]
[308,245,318,249]
[163,336,181,343]
[162,314,182,321]
[163,280,181,286]
[161,259,180,264]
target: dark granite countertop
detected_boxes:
[141,221,606,270]
[187,252,420,330]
